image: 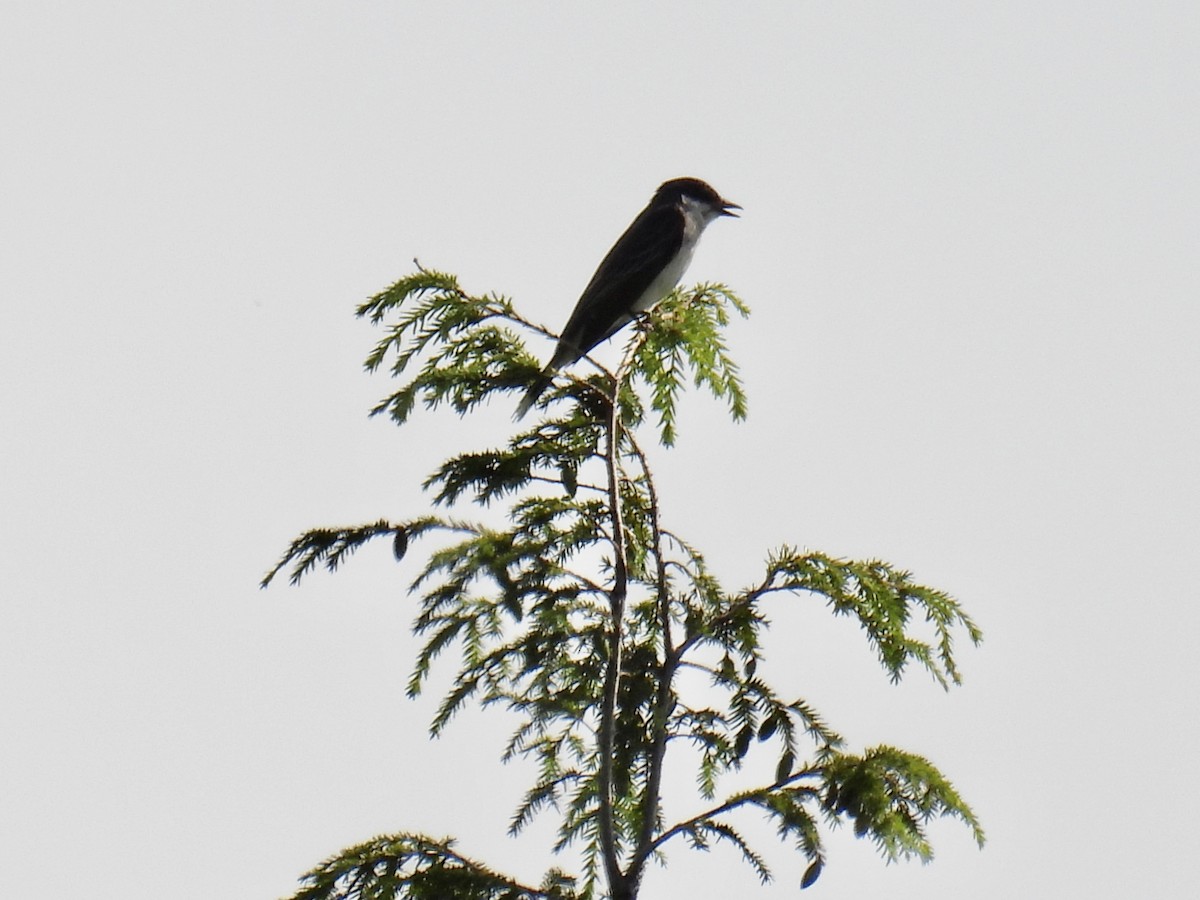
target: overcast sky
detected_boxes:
[3,3,1198,898]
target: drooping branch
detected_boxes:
[286,833,574,900]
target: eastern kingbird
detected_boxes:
[515,177,739,419]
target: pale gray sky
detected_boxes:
[3,3,1197,898]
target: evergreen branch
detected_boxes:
[260,517,447,588]
[510,770,584,836]
[621,424,679,885]
[625,285,750,446]
[597,353,631,897]
[286,832,574,900]
[821,745,986,860]
[681,820,773,884]
[649,767,824,854]
[752,550,982,688]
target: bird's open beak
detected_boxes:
[720,200,741,218]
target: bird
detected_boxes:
[515,177,739,419]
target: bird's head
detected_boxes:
[656,177,741,220]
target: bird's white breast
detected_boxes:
[630,197,713,312]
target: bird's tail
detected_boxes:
[514,370,555,420]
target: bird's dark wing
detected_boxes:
[554,202,684,364]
